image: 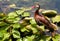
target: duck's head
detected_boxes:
[31,2,40,9]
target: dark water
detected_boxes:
[0,0,60,13]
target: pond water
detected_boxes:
[0,0,60,13]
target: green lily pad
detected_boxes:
[23,37,28,41]
[12,30,20,38]
[33,35,51,41]
[13,17,20,23]
[3,33,10,41]
[25,25,32,30]
[8,12,18,18]
[22,12,30,17]
[17,38,22,41]
[52,34,60,41]
[26,25,38,34]
[21,27,29,32]
[9,39,12,41]
[24,17,32,20]
[39,36,51,41]
[0,26,8,32]
[23,35,35,41]
[13,23,20,28]
[0,22,7,26]
[39,26,45,31]
[16,10,25,15]
[31,27,38,34]
[25,35,35,41]
[0,32,4,38]
[6,17,20,23]
[30,18,36,25]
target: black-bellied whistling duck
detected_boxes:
[32,4,58,37]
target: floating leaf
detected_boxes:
[12,30,20,38]
[0,26,7,33]
[6,17,20,23]
[23,37,28,41]
[22,12,30,17]
[21,27,29,32]
[17,38,22,41]
[16,10,24,15]
[31,27,38,34]
[25,25,32,30]
[24,17,32,20]
[0,32,4,38]
[39,26,45,31]
[8,12,18,18]
[39,36,51,41]
[13,17,20,23]
[20,19,30,26]
[30,18,36,25]
[9,39,12,41]
[26,35,35,41]
[0,22,7,26]
[3,33,10,41]
[52,34,60,41]
[13,23,20,28]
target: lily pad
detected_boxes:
[52,34,60,41]
[8,12,18,18]
[6,17,20,23]
[39,36,51,41]
[0,22,7,26]
[16,10,25,15]
[25,35,35,41]
[30,18,36,25]
[13,23,20,28]
[3,33,10,41]
[17,38,22,41]
[12,30,20,38]
[23,35,35,41]
[22,12,30,17]
[21,27,29,32]
[24,17,32,20]
[0,32,4,38]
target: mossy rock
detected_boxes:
[42,10,57,17]
[52,15,60,23]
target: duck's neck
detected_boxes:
[35,6,40,15]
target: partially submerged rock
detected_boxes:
[42,10,57,18]
[52,15,60,23]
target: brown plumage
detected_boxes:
[32,4,58,37]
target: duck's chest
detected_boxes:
[34,13,43,20]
